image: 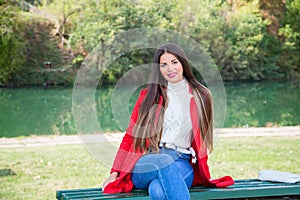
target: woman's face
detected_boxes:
[159,52,184,83]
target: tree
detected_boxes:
[278,0,300,79]
[0,0,26,84]
[69,0,162,85]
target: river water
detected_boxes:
[0,82,299,137]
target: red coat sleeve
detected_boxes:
[191,147,234,188]
[110,89,148,174]
[190,95,234,187]
[104,89,148,193]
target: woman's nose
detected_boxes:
[167,64,174,71]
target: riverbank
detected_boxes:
[1,126,300,148]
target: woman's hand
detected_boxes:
[102,172,118,191]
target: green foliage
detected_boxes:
[0,1,26,84]
[14,17,77,86]
[224,9,282,81]
[170,0,283,81]
[69,0,158,52]
[279,0,300,79]
[1,0,300,85]
[22,20,64,68]
[0,1,73,86]
[67,0,162,85]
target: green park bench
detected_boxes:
[56,179,300,200]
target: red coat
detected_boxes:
[103,88,234,194]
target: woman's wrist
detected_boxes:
[103,172,119,190]
[110,172,118,178]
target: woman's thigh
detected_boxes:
[160,148,194,186]
[132,151,194,189]
[174,158,194,187]
[132,153,174,189]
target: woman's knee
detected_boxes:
[148,179,166,200]
[151,154,174,168]
[138,153,174,169]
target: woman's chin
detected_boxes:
[166,76,183,83]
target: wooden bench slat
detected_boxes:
[62,192,148,200]
[57,188,149,200]
[190,185,300,199]
[56,179,300,200]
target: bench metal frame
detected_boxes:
[56,179,300,200]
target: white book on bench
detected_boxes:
[259,169,300,184]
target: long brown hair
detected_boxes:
[133,43,213,154]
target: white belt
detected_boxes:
[159,142,197,163]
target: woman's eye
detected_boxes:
[172,60,178,65]
[160,64,166,68]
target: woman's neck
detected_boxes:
[167,78,187,92]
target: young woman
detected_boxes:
[102,43,234,199]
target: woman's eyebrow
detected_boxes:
[160,59,178,64]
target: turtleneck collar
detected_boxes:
[167,78,188,92]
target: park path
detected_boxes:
[0,126,300,148]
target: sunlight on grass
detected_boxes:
[209,136,300,179]
[0,136,299,199]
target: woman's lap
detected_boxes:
[132,148,194,189]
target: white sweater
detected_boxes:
[160,79,193,153]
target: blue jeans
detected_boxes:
[132,148,194,200]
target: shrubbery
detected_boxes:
[1,0,299,86]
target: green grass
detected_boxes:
[209,136,300,179]
[0,144,108,200]
[0,136,300,200]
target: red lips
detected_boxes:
[168,72,177,78]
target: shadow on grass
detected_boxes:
[0,168,16,177]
